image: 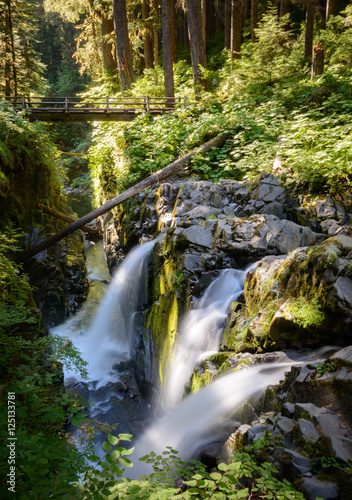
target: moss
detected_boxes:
[189,367,213,394]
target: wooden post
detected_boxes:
[106,96,110,113]
[21,133,229,261]
[311,41,324,79]
[65,97,69,112]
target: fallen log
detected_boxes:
[21,133,228,261]
[37,203,100,238]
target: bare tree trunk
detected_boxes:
[224,0,231,49]
[101,15,119,78]
[161,0,175,98]
[142,0,154,69]
[251,0,258,42]
[152,0,159,67]
[201,0,206,54]
[113,0,134,91]
[37,204,100,238]
[231,0,242,62]
[280,0,291,17]
[304,0,315,61]
[5,0,17,96]
[311,41,324,78]
[186,0,207,90]
[326,0,339,22]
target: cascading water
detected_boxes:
[51,239,154,389]
[159,268,247,411]
[129,359,294,478]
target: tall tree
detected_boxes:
[326,0,339,22]
[113,0,134,90]
[161,0,176,98]
[251,0,258,42]
[224,0,231,49]
[185,0,207,90]
[142,0,154,69]
[304,0,315,60]
[230,0,242,61]
[0,0,45,96]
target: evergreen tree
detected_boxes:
[0,0,45,96]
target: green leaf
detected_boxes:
[102,442,112,453]
[108,433,119,445]
[118,433,133,442]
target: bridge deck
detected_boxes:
[1,96,187,122]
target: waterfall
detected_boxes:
[129,359,294,479]
[51,240,155,389]
[159,269,247,411]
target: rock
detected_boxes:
[181,225,214,249]
[300,476,339,500]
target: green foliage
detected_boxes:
[0,103,62,225]
[72,442,305,500]
[286,297,325,329]
[87,5,352,198]
[316,360,338,376]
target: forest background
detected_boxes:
[0,0,352,498]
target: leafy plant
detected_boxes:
[286,297,325,328]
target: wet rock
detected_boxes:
[300,476,339,500]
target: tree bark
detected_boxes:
[224,0,231,49]
[201,0,206,54]
[251,0,258,42]
[161,0,176,98]
[185,0,207,90]
[230,0,242,61]
[152,0,159,67]
[5,0,17,96]
[326,0,339,22]
[101,15,118,77]
[37,204,100,238]
[21,134,229,261]
[304,0,315,61]
[279,0,291,17]
[113,0,134,91]
[142,0,154,69]
[311,41,324,78]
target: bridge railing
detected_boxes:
[1,96,188,113]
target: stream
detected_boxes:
[51,237,329,478]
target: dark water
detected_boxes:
[66,191,92,218]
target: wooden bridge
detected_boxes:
[1,96,188,122]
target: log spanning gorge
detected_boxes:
[50,173,352,497]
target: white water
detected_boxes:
[129,360,294,478]
[159,269,247,411]
[51,240,154,388]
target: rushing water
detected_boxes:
[51,240,331,479]
[51,239,154,389]
[159,268,247,411]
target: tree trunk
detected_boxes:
[142,0,154,69]
[224,0,231,49]
[113,0,134,91]
[201,0,206,54]
[161,0,175,98]
[21,134,229,262]
[251,0,258,42]
[326,0,339,22]
[152,0,159,67]
[304,0,315,61]
[185,0,207,90]
[37,204,100,238]
[231,0,242,62]
[5,0,17,96]
[280,0,291,17]
[311,41,324,78]
[101,15,118,77]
